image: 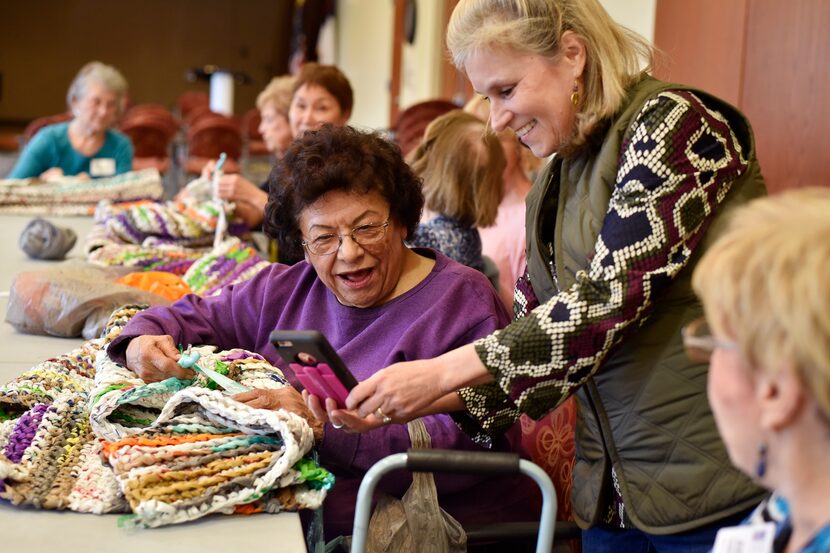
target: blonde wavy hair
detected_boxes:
[447,0,653,150]
[256,75,296,115]
[407,110,505,227]
[692,187,830,418]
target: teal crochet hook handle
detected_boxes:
[215,152,227,173]
[178,349,251,395]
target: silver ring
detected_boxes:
[376,408,392,425]
[331,421,344,429]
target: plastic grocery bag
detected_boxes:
[364,419,467,553]
[6,261,171,339]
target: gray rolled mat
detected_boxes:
[19,217,78,260]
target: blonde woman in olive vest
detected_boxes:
[313,2,767,551]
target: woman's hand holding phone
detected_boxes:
[302,390,389,433]
[270,330,358,408]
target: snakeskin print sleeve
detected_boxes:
[455,90,750,441]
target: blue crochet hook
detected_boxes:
[211,152,229,249]
[179,346,251,395]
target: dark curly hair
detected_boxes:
[263,124,424,261]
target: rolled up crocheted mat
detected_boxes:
[85,197,267,290]
[92,197,249,247]
[0,305,332,527]
[0,169,164,215]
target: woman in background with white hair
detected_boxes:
[690,187,830,553]
[10,61,133,179]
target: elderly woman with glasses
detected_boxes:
[106,124,541,541]
[687,187,830,553]
[10,61,133,180]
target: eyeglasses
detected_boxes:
[301,219,390,256]
[681,317,738,363]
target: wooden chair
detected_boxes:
[20,112,73,146]
[122,104,180,137]
[184,114,242,175]
[392,99,459,157]
[119,107,180,174]
[175,90,210,120]
[242,108,269,157]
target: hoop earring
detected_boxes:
[755,443,768,479]
[570,81,580,108]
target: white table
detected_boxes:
[0,214,308,552]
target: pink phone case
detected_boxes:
[291,363,351,408]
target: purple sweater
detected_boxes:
[108,249,541,537]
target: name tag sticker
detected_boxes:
[712,522,775,553]
[90,158,116,177]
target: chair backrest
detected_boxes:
[519,398,577,524]
[242,108,263,141]
[122,104,180,138]
[186,114,243,160]
[22,112,73,143]
[393,99,459,157]
[120,119,173,158]
[176,90,210,119]
[183,104,217,128]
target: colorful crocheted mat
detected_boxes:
[181,238,271,296]
[0,169,163,215]
[0,305,332,527]
[84,196,267,290]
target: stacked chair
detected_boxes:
[119,104,180,174]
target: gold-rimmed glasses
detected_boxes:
[301,219,390,256]
[682,317,738,363]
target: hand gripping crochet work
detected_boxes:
[0,169,164,215]
[0,305,333,527]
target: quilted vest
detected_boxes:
[524,77,767,533]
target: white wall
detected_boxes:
[400,0,446,113]
[601,0,656,42]
[337,0,656,131]
[335,0,394,130]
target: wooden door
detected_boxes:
[653,0,830,193]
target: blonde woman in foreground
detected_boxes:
[690,187,830,553]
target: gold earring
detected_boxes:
[570,81,580,108]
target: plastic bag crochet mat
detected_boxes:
[0,304,332,527]
[84,197,270,294]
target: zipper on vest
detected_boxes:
[547,242,561,293]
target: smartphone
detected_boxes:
[270,330,359,408]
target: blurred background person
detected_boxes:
[195,75,296,227]
[407,109,505,275]
[257,75,297,160]
[201,64,352,239]
[465,94,541,310]
[9,61,133,180]
[288,62,352,138]
[691,187,830,553]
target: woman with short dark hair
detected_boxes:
[108,124,541,541]
[202,64,353,233]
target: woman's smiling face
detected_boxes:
[298,189,408,308]
[464,33,584,158]
[289,83,349,138]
